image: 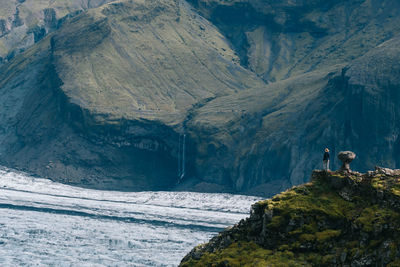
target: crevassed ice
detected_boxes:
[0,167,261,267]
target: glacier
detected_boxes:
[0,167,260,266]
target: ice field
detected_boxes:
[0,167,261,266]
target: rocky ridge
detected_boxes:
[0,0,266,191]
[187,0,400,82]
[180,167,400,266]
[0,0,115,65]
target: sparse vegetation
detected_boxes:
[181,170,400,266]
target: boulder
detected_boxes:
[338,151,356,172]
[374,166,400,176]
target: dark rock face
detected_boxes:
[0,54,179,190]
[0,0,263,191]
[188,0,400,82]
[0,0,116,65]
[338,151,356,172]
[12,8,24,28]
[27,26,47,43]
[186,35,400,196]
[43,8,57,31]
[0,19,8,37]
[180,170,400,266]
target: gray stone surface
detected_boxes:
[188,0,400,82]
[338,151,356,172]
[0,0,115,63]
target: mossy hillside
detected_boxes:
[180,170,400,266]
[50,0,266,125]
[185,242,309,267]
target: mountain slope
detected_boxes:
[52,0,265,124]
[0,0,267,190]
[0,0,116,64]
[188,0,400,82]
[0,0,399,195]
[180,168,400,266]
[184,35,400,195]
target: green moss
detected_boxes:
[389,181,400,196]
[268,215,285,229]
[349,247,361,258]
[299,233,316,242]
[278,244,290,251]
[269,181,355,222]
[321,254,335,264]
[371,176,400,197]
[180,242,309,267]
[389,242,398,259]
[368,239,382,248]
[388,260,400,267]
[182,171,400,266]
[355,205,400,232]
[315,229,341,243]
[330,174,347,180]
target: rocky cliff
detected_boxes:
[180,168,400,266]
[0,0,266,190]
[186,35,400,196]
[188,0,400,82]
[0,0,400,195]
[0,0,118,65]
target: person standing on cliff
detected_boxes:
[323,148,330,171]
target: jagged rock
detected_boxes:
[12,8,24,28]
[0,19,9,36]
[27,25,46,43]
[180,170,400,266]
[338,151,356,172]
[0,0,116,63]
[188,0,400,82]
[43,8,57,31]
[374,166,400,176]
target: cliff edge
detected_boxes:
[181,167,400,266]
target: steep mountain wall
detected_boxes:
[187,36,400,195]
[0,0,399,196]
[188,0,400,82]
[0,0,267,191]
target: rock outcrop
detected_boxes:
[180,169,400,266]
[338,151,356,172]
[187,0,400,82]
[0,0,115,64]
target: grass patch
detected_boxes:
[181,242,310,267]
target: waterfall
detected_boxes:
[177,132,186,183]
[178,134,181,179]
[181,133,186,180]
